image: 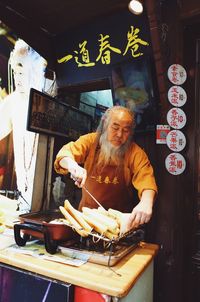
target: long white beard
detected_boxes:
[98,132,130,167]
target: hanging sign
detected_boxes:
[57,25,149,68]
[167,86,187,107]
[27,88,93,139]
[165,153,186,175]
[167,64,187,85]
[166,130,186,152]
[167,107,186,129]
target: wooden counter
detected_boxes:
[0,233,159,298]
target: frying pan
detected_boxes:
[14,209,76,254]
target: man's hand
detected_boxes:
[127,189,156,230]
[59,157,87,188]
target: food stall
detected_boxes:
[0,3,159,302]
[0,194,159,302]
[1,1,200,301]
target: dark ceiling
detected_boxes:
[0,0,133,69]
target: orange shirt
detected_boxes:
[54,133,158,206]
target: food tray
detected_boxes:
[14,209,145,255]
[59,242,139,267]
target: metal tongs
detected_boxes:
[71,175,106,211]
[82,185,106,211]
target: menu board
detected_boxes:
[27,88,92,139]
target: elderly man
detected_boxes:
[54,106,157,230]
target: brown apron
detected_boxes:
[78,164,133,212]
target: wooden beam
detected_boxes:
[145,0,168,122]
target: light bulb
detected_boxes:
[128,0,143,15]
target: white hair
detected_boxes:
[97,106,135,135]
[95,106,135,170]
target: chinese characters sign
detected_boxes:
[168,86,187,107]
[91,175,119,184]
[57,25,149,68]
[164,63,187,175]
[167,64,187,85]
[165,153,186,175]
[167,108,186,129]
[166,130,186,152]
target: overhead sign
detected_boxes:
[55,10,152,85]
[57,25,149,68]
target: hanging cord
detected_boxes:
[16,190,31,211]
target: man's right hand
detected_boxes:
[59,157,87,188]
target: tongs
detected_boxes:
[71,175,106,211]
[82,185,106,211]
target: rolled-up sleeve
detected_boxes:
[54,133,96,174]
